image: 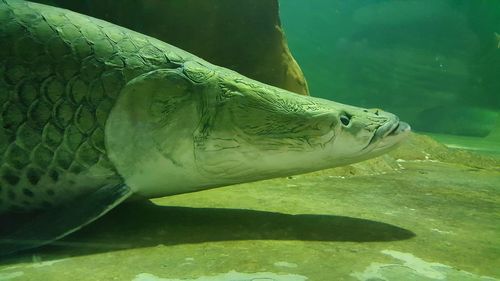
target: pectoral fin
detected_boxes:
[0,183,132,256]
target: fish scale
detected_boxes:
[0,1,411,255]
[0,0,187,213]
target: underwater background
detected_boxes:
[281,0,500,143]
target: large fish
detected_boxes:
[0,0,410,255]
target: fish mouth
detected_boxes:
[367,119,411,149]
[387,121,411,136]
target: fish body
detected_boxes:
[0,0,410,255]
[0,0,195,213]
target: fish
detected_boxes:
[0,0,410,255]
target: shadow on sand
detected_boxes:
[2,200,415,261]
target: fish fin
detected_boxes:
[0,183,132,256]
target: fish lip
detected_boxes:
[380,119,400,138]
[365,119,410,150]
[388,121,411,136]
[367,119,399,145]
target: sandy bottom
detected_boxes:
[0,135,499,281]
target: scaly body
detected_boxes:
[0,0,410,255]
[0,0,195,212]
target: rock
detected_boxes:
[326,132,500,178]
[389,133,500,170]
[34,0,309,95]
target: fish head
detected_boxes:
[320,104,411,164]
[107,63,411,196]
[202,69,411,176]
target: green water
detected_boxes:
[280,0,500,142]
[1,1,499,281]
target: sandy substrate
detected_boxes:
[1,134,499,281]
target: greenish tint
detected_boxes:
[0,1,499,279]
[0,135,498,280]
[34,0,309,96]
[280,0,500,138]
[0,0,184,213]
[0,0,410,255]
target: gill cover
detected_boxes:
[106,62,214,196]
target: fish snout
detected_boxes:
[367,109,411,147]
[376,116,411,138]
[389,121,411,136]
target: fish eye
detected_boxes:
[340,114,351,127]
